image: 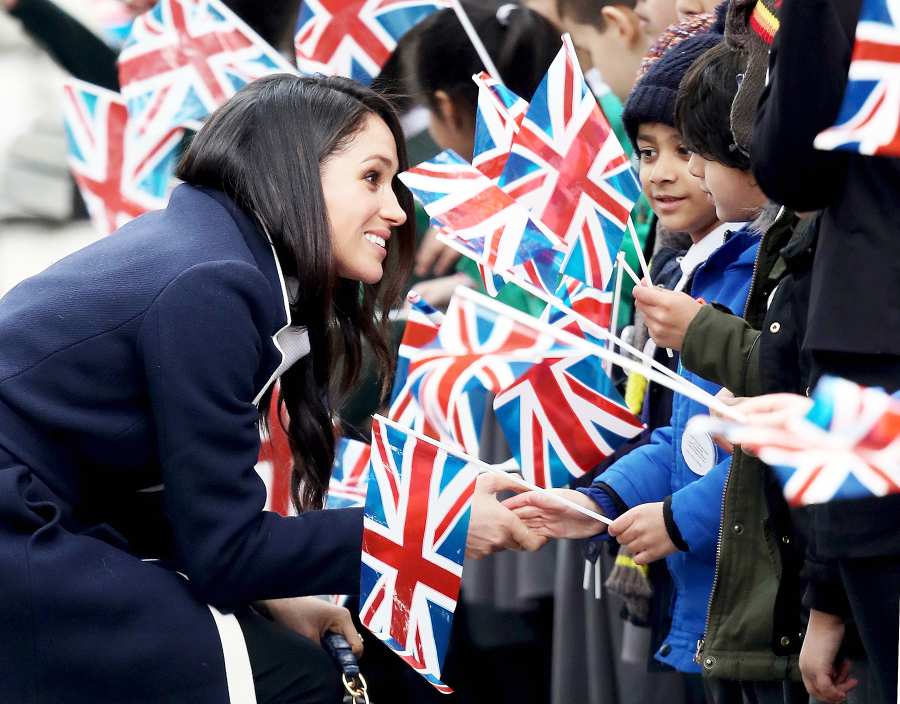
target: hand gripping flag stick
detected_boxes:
[373,414,612,525]
[453,285,746,422]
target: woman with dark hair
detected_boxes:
[0,73,542,704]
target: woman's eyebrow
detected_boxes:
[362,154,397,170]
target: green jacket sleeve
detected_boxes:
[681,304,761,398]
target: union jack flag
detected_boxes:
[389,289,567,455]
[493,354,644,488]
[118,0,295,135]
[388,291,444,442]
[472,71,528,181]
[687,377,900,506]
[295,0,447,85]
[360,416,480,693]
[399,150,564,296]
[61,79,169,235]
[542,274,613,345]
[498,35,640,290]
[256,389,294,516]
[814,0,900,157]
[326,437,372,509]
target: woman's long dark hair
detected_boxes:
[176,74,415,511]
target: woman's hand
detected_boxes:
[608,502,677,565]
[710,388,743,453]
[633,285,702,351]
[728,392,814,428]
[415,227,462,277]
[503,488,607,540]
[466,473,548,558]
[261,596,364,657]
[799,609,857,703]
[411,272,475,309]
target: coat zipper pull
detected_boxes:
[694,638,705,664]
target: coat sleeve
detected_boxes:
[138,260,363,609]
[681,304,761,398]
[593,426,676,509]
[668,456,730,564]
[750,0,855,212]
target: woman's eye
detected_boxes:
[364,171,381,186]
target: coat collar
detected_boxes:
[192,186,292,405]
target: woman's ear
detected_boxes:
[600,5,642,47]
[433,89,461,128]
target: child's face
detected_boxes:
[636,123,719,240]
[634,0,678,37]
[565,10,650,102]
[687,154,768,223]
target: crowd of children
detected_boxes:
[402,0,899,702]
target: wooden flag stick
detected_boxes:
[454,285,746,422]
[374,414,612,524]
[449,0,503,83]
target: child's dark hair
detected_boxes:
[555,0,636,30]
[412,3,560,116]
[674,43,751,170]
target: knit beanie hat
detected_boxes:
[724,0,781,155]
[623,32,723,148]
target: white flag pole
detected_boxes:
[625,219,674,358]
[619,256,643,289]
[453,285,746,422]
[449,0,503,83]
[374,414,612,525]
[627,218,652,283]
[607,252,626,376]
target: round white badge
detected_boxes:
[682,429,717,476]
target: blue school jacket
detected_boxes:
[0,184,363,703]
[583,226,760,673]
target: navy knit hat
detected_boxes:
[623,32,723,149]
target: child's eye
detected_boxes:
[638,148,656,162]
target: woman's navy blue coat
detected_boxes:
[0,184,363,703]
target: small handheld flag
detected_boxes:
[813,0,900,157]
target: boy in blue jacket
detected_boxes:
[505,34,762,676]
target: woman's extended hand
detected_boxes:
[633,285,702,351]
[503,488,607,540]
[415,227,462,277]
[608,502,678,564]
[411,272,475,309]
[466,473,548,558]
[800,609,857,703]
[261,596,364,657]
[727,392,814,428]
